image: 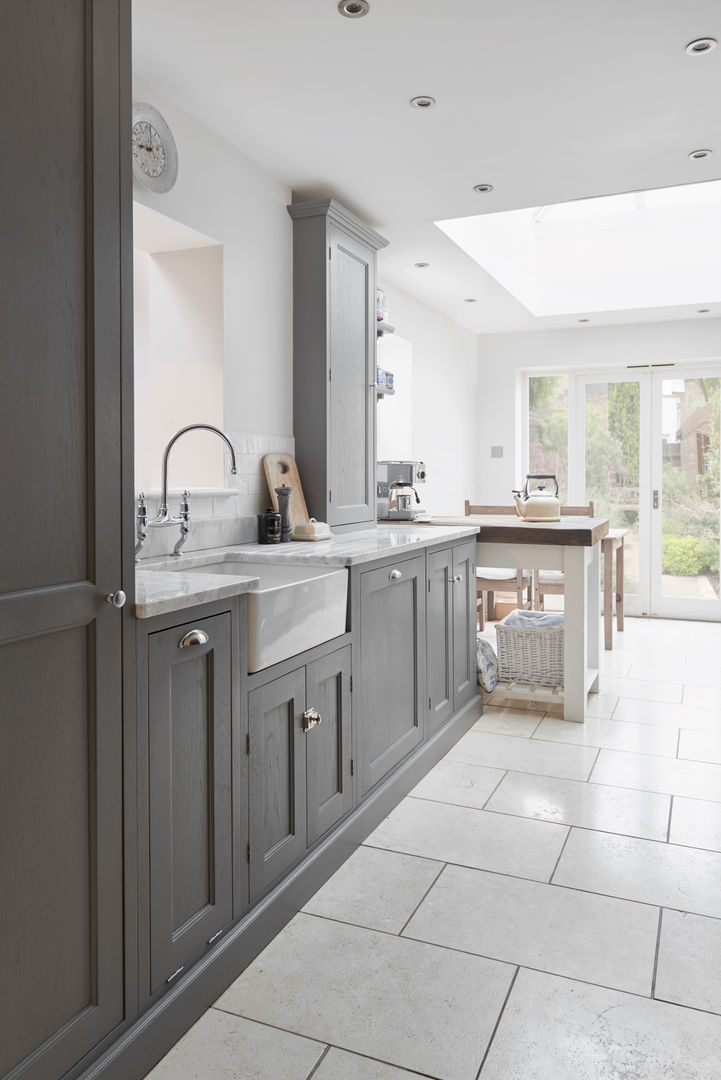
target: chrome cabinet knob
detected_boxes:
[178,629,210,648]
[448,574,463,584]
[389,569,402,581]
[302,707,322,732]
[106,590,126,608]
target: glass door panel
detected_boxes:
[653,373,721,618]
[579,377,647,613]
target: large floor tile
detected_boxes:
[590,747,721,801]
[583,692,618,719]
[655,909,721,1015]
[448,730,598,781]
[553,828,721,918]
[472,706,543,737]
[480,968,721,1080]
[532,714,678,756]
[144,1009,325,1080]
[303,845,442,934]
[404,864,658,995]
[217,913,514,1080]
[312,1049,429,1080]
[613,696,721,731]
[679,728,721,765]
[669,796,721,852]
[683,684,721,709]
[486,771,670,841]
[409,759,505,810]
[599,674,683,704]
[366,796,567,881]
[598,654,633,677]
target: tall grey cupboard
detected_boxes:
[0,3,133,1080]
[288,199,388,531]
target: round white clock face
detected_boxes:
[131,103,178,193]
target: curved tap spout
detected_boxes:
[152,424,238,523]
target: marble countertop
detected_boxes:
[135,522,478,618]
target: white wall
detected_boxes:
[377,280,478,515]
[476,318,721,503]
[132,76,293,438]
[134,245,225,491]
[377,334,413,460]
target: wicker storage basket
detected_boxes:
[495,610,564,686]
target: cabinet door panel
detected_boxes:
[148,614,233,993]
[427,548,454,734]
[453,542,477,710]
[359,556,425,796]
[328,226,375,526]
[249,670,306,902]
[306,647,353,845]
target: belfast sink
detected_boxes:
[177,559,348,672]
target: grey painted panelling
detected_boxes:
[427,548,453,733]
[306,646,353,846]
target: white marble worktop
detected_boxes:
[135,568,260,619]
[135,522,478,618]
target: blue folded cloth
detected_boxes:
[477,637,499,691]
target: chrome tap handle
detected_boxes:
[172,491,191,556]
[135,492,148,559]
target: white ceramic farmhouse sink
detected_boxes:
[182,559,348,672]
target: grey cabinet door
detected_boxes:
[248,670,307,902]
[0,3,129,1078]
[147,614,233,993]
[327,226,376,527]
[426,548,454,734]
[358,556,426,796]
[306,647,353,845]
[452,542,477,710]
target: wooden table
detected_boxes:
[602,528,628,651]
[428,515,609,723]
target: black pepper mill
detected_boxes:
[275,485,293,542]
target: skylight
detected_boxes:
[436,180,721,317]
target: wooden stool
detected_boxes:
[601,528,628,650]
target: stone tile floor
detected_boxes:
[146,616,721,1080]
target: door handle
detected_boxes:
[105,589,126,608]
[178,629,210,648]
[652,490,659,510]
[302,707,322,732]
[389,569,402,581]
[448,574,463,584]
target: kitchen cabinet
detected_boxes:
[288,199,388,531]
[425,539,477,736]
[357,555,426,796]
[248,645,352,902]
[146,612,234,995]
[0,4,131,1079]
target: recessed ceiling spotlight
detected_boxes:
[686,37,717,55]
[473,183,494,194]
[414,262,430,268]
[697,308,710,313]
[410,95,436,109]
[689,148,713,159]
[337,0,369,17]
[464,298,478,303]
[578,318,590,323]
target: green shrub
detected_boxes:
[662,534,720,576]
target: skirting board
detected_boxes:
[76,693,483,1080]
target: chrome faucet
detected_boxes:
[149,424,238,555]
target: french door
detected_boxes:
[574,367,721,621]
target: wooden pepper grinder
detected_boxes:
[275,485,293,542]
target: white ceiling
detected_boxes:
[133,0,721,334]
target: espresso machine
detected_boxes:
[377,460,427,521]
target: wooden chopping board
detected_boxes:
[262,453,310,528]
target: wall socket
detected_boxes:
[491,445,504,458]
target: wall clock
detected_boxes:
[131,103,178,193]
